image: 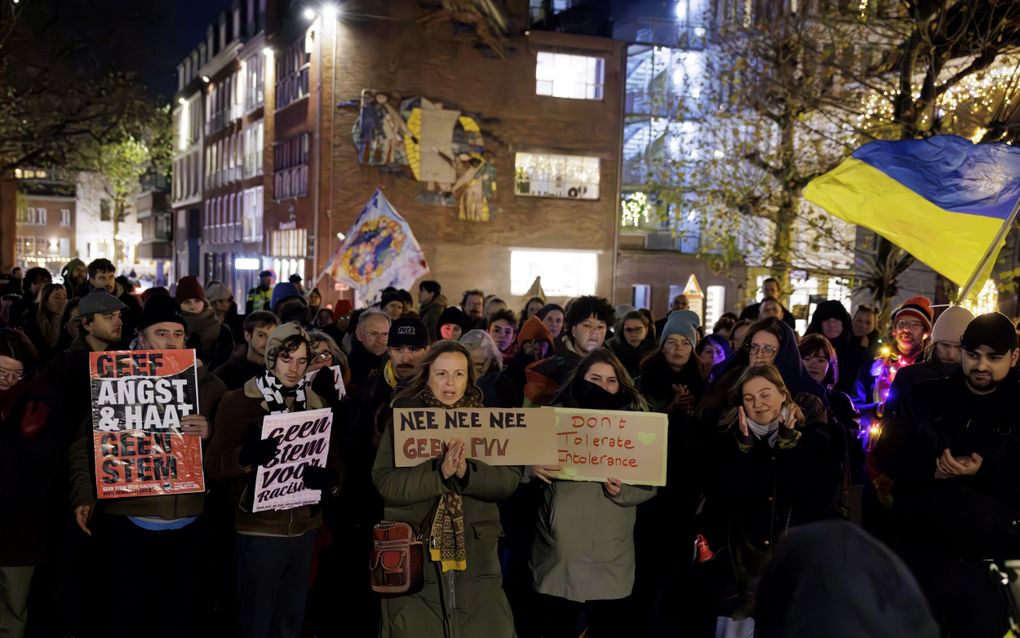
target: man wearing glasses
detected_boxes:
[854,296,934,432]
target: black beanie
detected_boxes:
[437,306,466,331]
[388,316,428,348]
[961,312,1018,355]
[139,294,187,331]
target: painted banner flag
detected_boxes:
[326,188,429,301]
[89,349,204,499]
[804,135,1020,286]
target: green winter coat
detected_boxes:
[372,390,522,638]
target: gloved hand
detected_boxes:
[311,365,339,402]
[239,436,280,468]
[302,465,341,492]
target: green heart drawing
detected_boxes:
[558,468,577,479]
[637,432,657,445]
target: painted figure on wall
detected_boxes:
[351,90,498,222]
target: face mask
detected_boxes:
[572,378,630,410]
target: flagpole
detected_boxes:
[957,196,1020,303]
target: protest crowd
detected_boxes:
[3,256,1020,638]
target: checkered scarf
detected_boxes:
[255,370,307,414]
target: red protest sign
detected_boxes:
[89,349,204,499]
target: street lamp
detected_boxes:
[322,4,338,20]
[303,7,316,20]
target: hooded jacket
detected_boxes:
[755,520,939,638]
[805,300,869,394]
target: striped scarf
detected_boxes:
[255,371,307,414]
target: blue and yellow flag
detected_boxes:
[804,135,1020,286]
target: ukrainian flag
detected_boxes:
[804,135,1020,286]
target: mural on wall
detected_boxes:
[417,0,513,60]
[352,89,498,222]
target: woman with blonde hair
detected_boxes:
[692,363,841,634]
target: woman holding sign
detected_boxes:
[373,340,522,638]
[692,363,840,634]
[530,349,655,638]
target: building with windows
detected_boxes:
[172,1,270,300]
[14,168,76,275]
[326,0,625,306]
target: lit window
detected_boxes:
[510,250,598,297]
[514,152,600,199]
[536,52,604,100]
[60,209,71,226]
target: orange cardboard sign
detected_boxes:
[89,349,204,499]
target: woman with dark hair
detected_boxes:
[206,322,343,638]
[524,296,615,406]
[0,329,60,638]
[729,319,752,351]
[696,334,732,373]
[530,349,654,637]
[55,296,81,352]
[805,300,868,395]
[693,363,841,633]
[536,303,566,342]
[373,340,522,638]
[699,317,827,428]
[23,283,68,364]
[518,296,546,330]
[607,309,656,378]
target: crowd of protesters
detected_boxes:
[2,260,1019,638]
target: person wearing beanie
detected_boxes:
[321,298,354,348]
[883,305,974,423]
[359,316,430,451]
[206,321,342,638]
[67,293,227,637]
[206,280,244,342]
[378,290,404,321]
[246,270,274,314]
[853,295,933,424]
[269,281,304,314]
[875,312,1020,638]
[607,309,656,378]
[495,315,555,409]
[437,306,467,340]
[60,257,87,298]
[176,276,234,370]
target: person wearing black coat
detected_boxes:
[874,313,1020,638]
[805,300,870,395]
[0,330,61,638]
[692,363,840,633]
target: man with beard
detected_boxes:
[246,270,274,314]
[347,310,391,389]
[68,294,225,636]
[875,313,1020,638]
[360,316,429,444]
[523,295,614,406]
[213,311,279,391]
[460,289,485,331]
[75,259,142,347]
[854,296,933,423]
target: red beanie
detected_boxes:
[892,296,933,332]
[517,315,554,348]
[332,299,353,323]
[175,276,207,304]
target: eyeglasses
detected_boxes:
[895,320,924,331]
[0,367,25,381]
[746,343,778,356]
[364,331,388,339]
[313,351,333,363]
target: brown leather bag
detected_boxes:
[370,521,425,595]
